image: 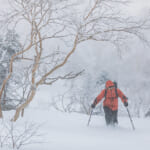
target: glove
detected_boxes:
[91,103,96,109]
[124,101,128,107]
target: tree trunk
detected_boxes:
[21,109,24,117]
[0,106,3,118]
[11,89,36,122]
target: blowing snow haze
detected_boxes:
[0,0,150,150]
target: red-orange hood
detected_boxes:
[105,80,114,88]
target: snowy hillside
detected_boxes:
[1,108,150,150]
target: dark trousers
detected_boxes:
[103,106,118,126]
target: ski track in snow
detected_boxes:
[1,108,150,150]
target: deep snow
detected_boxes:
[2,108,150,150]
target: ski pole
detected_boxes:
[87,108,93,126]
[126,107,135,130]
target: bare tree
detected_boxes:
[0,0,149,121]
[0,121,42,149]
[0,0,82,120]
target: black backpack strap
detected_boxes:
[114,81,118,98]
[115,88,118,98]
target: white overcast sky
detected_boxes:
[0,0,150,12]
[127,0,150,16]
[0,0,150,16]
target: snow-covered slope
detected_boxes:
[2,108,150,150]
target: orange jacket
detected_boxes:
[94,80,128,111]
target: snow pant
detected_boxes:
[103,106,118,125]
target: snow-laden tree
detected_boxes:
[0,30,20,84]
[0,30,21,111]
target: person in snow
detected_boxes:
[91,80,128,126]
